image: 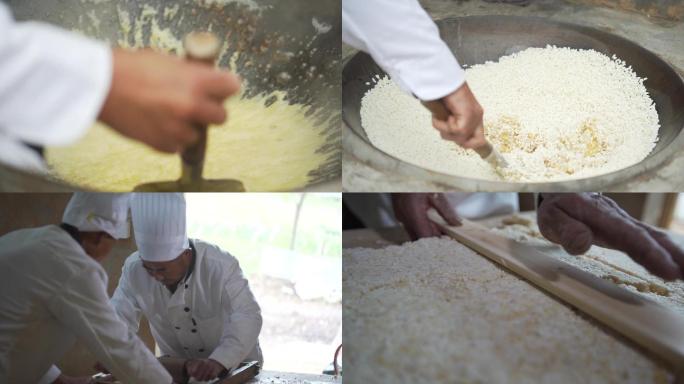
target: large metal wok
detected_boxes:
[343,16,684,191]
[1,0,340,191]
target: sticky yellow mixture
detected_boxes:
[46,92,326,191]
[46,3,329,191]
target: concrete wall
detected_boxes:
[0,193,155,376]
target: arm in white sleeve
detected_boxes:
[342,0,465,100]
[37,365,60,384]
[110,261,144,335]
[47,269,171,384]
[209,260,263,371]
[0,4,111,146]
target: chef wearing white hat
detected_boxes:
[111,193,263,382]
[0,193,173,384]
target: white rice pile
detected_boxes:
[360,46,660,182]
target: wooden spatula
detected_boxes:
[427,208,684,374]
[134,32,245,192]
[422,99,508,174]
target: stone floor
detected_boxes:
[342,0,684,191]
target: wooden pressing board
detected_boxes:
[427,209,684,375]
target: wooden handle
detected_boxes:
[184,31,221,64]
[421,99,493,160]
[179,32,221,184]
[473,140,493,159]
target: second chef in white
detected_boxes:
[110,193,263,382]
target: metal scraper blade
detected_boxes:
[134,179,246,192]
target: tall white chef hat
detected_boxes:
[131,193,189,263]
[62,193,131,239]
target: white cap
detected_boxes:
[62,193,131,239]
[131,193,189,262]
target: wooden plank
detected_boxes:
[427,208,684,373]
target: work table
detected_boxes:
[247,371,340,383]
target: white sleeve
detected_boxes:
[0,4,112,146]
[110,260,144,335]
[445,193,519,219]
[209,259,263,371]
[37,365,61,384]
[47,269,171,384]
[342,0,465,100]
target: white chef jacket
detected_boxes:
[345,193,519,229]
[342,0,465,100]
[111,239,263,372]
[0,4,111,171]
[0,225,171,384]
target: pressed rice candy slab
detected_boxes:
[343,237,673,384]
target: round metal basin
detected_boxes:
[342,16,684,191]
[1,0,340,191]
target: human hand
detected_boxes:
[392,193,461,241]
[185,358,227,381]
[429,82,486,149]
[537,193,684,280]
[99,48,240,153]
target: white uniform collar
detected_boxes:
[165,239,199,308]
